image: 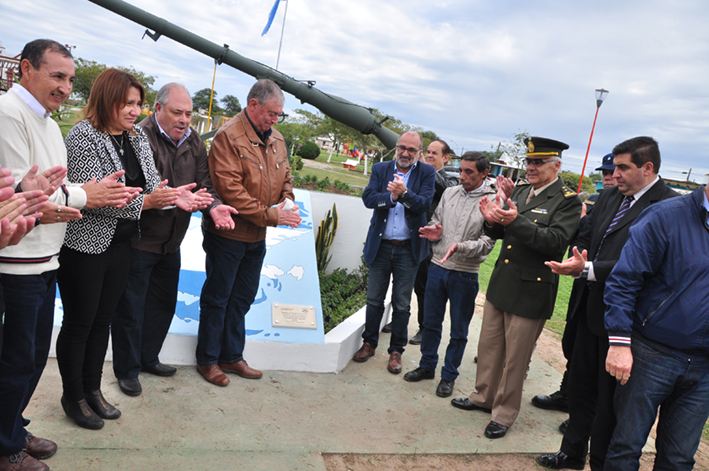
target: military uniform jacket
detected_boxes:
[485,178,582,320]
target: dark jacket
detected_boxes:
[484,178,582,320]
[428,167,459,221]
[605,186,709,354]
[362,160,435,265]
[136,114,222,254]
[205,110,293,243]
[571,180,677,335]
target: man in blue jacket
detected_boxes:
[603,184,709,470]
[352,131,435,374]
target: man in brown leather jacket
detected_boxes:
[195,79,301,386]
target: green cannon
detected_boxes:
[87,0,400,149]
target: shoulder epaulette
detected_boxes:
[561,185,578,199]
[585,200,596,206]
[517,181,530,187]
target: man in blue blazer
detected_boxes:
[352,131,435,374]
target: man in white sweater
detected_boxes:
[0,39,132,471]
[403,151,495,398]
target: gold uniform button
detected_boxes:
[505,259,509,264]
[507,245,512,249]
[537,277,542,281]
[534,219,538,223]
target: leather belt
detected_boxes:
[382,239,411,247]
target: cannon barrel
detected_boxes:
[87,0,400,149]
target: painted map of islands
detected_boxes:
[53,189,325,345]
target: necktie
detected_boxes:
[525,189,535,205]
[594,195,634,261]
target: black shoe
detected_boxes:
[531,389,568,412]
[142,362,177,377]
[559,418,569,434]
[536,451,585,470]
[381,322,392,333]
[61,396,104,430]
[118,378,142,396]
[84,390,121,420]
[403,367,435,382]
[409,329,423,345]
[484,421,508,439]
[450,397,491,413]
[436,379,454,397]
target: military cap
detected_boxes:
[524,136,569,157]
[595,153,615,171]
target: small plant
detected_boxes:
[333,179,351,192]
[297,141,321,160]
[315,203,338,272]
[316,176,331,191]
[291,154,304,171]
[319,262,369,333]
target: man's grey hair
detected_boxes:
[155,83,191,108]
[247,79,285,106]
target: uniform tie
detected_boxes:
[594,195,634,261]
[525,189,535,205]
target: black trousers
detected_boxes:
[413,252,432,329]
[560,301,617,471]
[56,242,132,401]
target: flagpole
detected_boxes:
[275,0,289,70]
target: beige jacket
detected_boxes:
[429,181,496,273]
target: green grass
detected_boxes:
[300,162,372,188]
[478,240,573,336]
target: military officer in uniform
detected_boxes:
[450,137,582,439]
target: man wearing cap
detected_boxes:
[536,136,677,470]
[450,137,582,439]
[531,152,617,419]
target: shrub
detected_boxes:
[333,179,350,192]
[291,155,304,171]
[297,141,321,160]
[316,176,331,191]
[320,262,369,333]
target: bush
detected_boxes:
[320,263,369,333]
[291,155,304,171]
[316,176,330,191]
[297,141,321,160]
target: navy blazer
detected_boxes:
[362,160,435,265]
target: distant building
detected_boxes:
[0,44,20,94]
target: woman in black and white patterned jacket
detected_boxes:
[56,69,199,430]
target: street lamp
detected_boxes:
[577,88,609,193]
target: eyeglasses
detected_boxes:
[397,145,420,155]
[524,158,558,167]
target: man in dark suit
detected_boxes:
[352,131,435,374]
[536,136,678,470]
[451,137,582,439]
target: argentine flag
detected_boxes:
[262,0,286,36]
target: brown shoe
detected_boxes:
[196,364,230,386]
[387,351,402,374]
[352,342,376,362]
[23,432,57,460]
[0,451,49,471]
[218,360,262,379]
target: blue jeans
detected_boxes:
[362,242,419,354]
[605,336,709,471]
[0,271,57,455]
[196,230,266,366]
[419,265,478,381]
[112,248,181,380]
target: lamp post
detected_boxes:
[577,88,609,193]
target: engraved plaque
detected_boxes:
[272,303,317,329]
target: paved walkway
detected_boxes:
[24,302,581,470]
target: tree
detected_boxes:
[221,94,242,117]
[72,58,158,107]
[192,88,223,116]
[560,171,595,195]
[498,130,530,169]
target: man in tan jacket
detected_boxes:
[195,79,301,386]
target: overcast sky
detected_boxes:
[2,0,708,182]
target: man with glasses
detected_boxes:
[195,79,301,387]
[451,136,581,439]
[352,131,435,374]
